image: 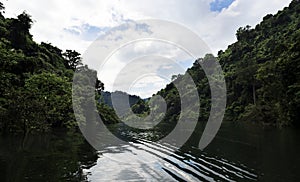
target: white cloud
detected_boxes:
[4,0,291,54]
[128,75,169,98]
[84,20,201,97]
[3,0,292,97]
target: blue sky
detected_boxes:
[3,0,291,54]
[3,0,292,97]
[64,24,109,41]
[210,0,235,12]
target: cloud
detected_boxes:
[3,0,292,97]
[3,0,291,54]
[99,53,186,98]
[83,20,203,97]
[128,75,169,98]
[64,24,109,41]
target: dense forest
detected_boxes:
[133,0,300,127]
[0,2,118,134]
[0,0,299,135]
[219,0,300,126]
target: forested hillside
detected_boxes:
[219,0,300,126]
[1,0,299,135]
[0,3,118,133]
[142,0,300,127]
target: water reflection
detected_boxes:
[1,122,300,181]
[87,137,257,181]
[0,131,98,181]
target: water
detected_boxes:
[0,122,300,181]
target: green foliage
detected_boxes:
[1,0,299,133]
[218,0,300,127]
[24,73,74,128]
[62,49,83,70]
[0,5,116,133]
[131,99,150,115]
[146,0,300,127]
[97,103,119,124]
[151,55,211,124]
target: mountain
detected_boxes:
[100,91,144,117]
[143,0,300,127]
[1,0,299,133]
[101,91,141,108]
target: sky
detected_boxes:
[3,0,292,98]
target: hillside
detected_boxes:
[143,0,300,127]
[0,4,118,133]
[219,0,300,126]
[1,0,299,134]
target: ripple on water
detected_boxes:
[85,139,258,181]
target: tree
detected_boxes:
[236,25,251,41]
[0,2,5,15]
[24,73,75,128]
[0,3,116,133]
[17,12,33,32]
[63,50,83,70]
[9,11,33,50]
[131,99,150,115]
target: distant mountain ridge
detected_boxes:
[100,91,141,107]
[100,91,145,117]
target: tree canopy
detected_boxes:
[0,6,118,133]
[144,0,300,127]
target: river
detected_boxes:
[0,122,299,181]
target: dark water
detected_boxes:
[1,122,300,181]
